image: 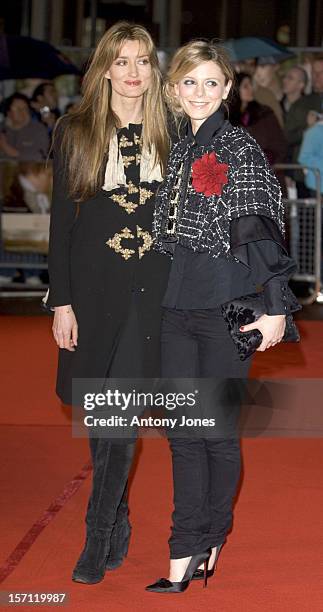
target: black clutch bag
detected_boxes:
[221,290,300,361]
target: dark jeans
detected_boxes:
[161,306,252,559]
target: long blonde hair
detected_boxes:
[165,40,235,119]
[55,22,169,202]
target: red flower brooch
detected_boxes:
[191,151,228,197]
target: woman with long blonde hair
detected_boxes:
[47,21,170,584]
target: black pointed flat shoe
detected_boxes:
[145,549,211,593]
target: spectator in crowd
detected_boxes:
[0,161,52,285]
[311,55,323,106]
[298,111,323,302]
[5,161,52,213]
[230,72,287,168]
[305,56,323,127]
[298,115,323,195]
[31,82,60,133]
[235,58,284,126]
[0,93,49,161]
[282,66,309,192]
[281,57,323,196]
[283,56,323,162]
[281,66,308,114]
[254,56,284,102]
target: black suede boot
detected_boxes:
[72,439,136,584]
[106,486,131,570]
[72,535,111,584]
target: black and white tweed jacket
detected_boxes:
[153,120,285,260]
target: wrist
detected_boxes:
[54,304,72,313]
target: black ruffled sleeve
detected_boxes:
[230,215,301,316]
[247,241,299,315]
[230,214,287,263]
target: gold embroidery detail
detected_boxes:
[137,226,153,259]
[139,187,154,206]
[119,134,133,148]
[111,193,137,215]
[134,132,142,146]
[106,227,135,260]
[127,181,139,194]
[122,155,135,168]
[136,153,141,165]
[106,225,153,261]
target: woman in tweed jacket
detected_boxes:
[146,40,298,594]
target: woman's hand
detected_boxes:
[240,314,286,351]
[52,305,78,351]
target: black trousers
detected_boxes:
[161,307,252,559]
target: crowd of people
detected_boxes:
[0,56,322,186]
[0,81,75,285]
[0,55,323,183]
[0,81,75,162]
[0,52,323,286]
[232,54,323,196]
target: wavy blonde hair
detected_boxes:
[165,40,235,119]
[55,21,169,202]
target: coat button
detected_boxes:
[141,287,145,292]
[146,335,151,340]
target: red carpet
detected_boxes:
[1,316,323,611]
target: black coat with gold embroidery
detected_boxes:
[48,123,170,405]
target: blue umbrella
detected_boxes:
[0,35,80,80]
[222,37,294,63]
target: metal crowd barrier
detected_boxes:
[274,163,322,305]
